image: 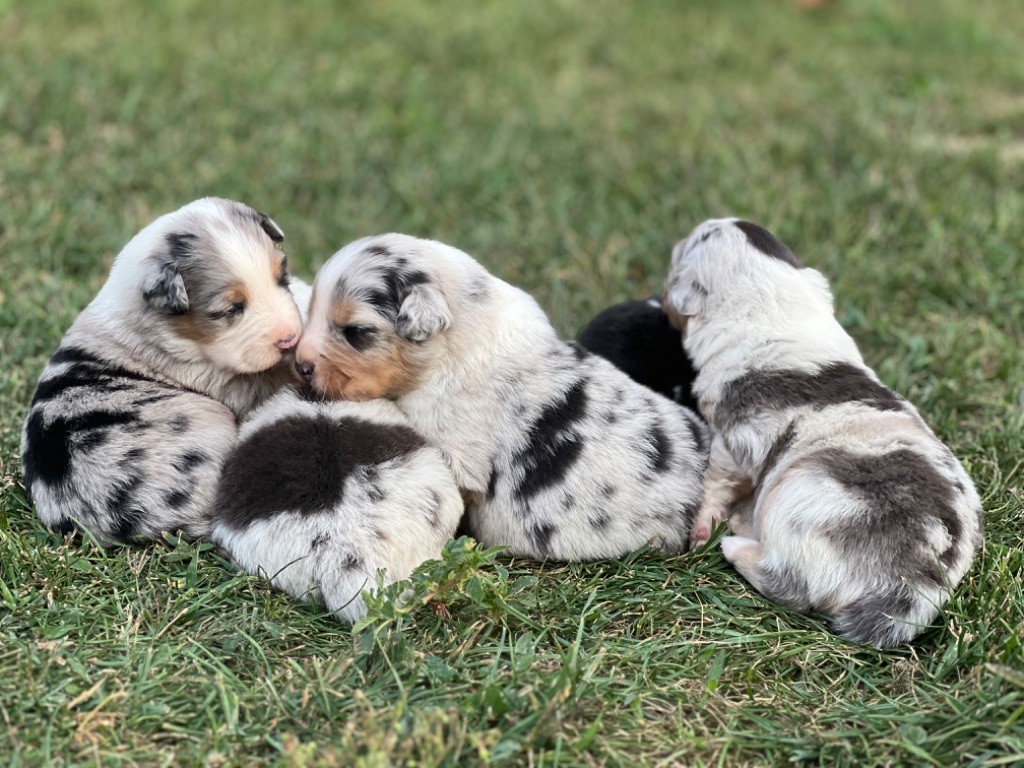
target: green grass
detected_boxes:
[2,0,1023,765]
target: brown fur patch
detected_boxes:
[316,341,426,401]
[170,281,250,344]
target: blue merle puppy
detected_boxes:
[577,296,700,412]
[293,234,711,561]
[210,387,463,624]
[21,198,309,545]
[664,217,984,647]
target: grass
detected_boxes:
[1,0,1023,764]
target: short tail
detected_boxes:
[831,585,944,648]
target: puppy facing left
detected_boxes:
[209,387,463,625]
[21,198,305,545]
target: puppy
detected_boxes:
[210,387,463,624]
[664,218,983,647]
[577,296,700,411]
[295,235,710,561]
[21,198,306,545]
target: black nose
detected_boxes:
[296,360,314,379]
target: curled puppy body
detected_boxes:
[665,218,983,647]
[210,387,463,624]
[296,235,710,561]
[577,296,700,411]
[21,198,307,545]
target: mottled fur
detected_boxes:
[209,388,463,624]
[21,198,308,545]
[665,217,983,647]
[297,234,710,561]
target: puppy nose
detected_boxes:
[276,333,298,351]
[296,360,314,379]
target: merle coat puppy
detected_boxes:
[294,234,710,561]
[577,296,700,411]
[210,387,463,624]
[21,198,309,545]
[664,217,983,647]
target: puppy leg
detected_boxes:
[691,436,752,547]
[720,536,767,591]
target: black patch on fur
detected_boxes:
[48,347,106,367]
[590,513,611,530]
[133,392,175,407]
[366,484,386,503]
[364,264,431,320]
[51,516,76,536]
[734,221,804,268]
[169,415,190,433]
[163,489,190,510]
[22,409,139,491]
[718,363,905,430]
[174,450,208,474]
[758,562,812,611]
[107,471,146,541]
[426,490,443,527]
[215,415,425,529]
[363,244,391,259]
[601,484,616,499]
[512,379,588,501]
[815,447,963,574]
[577,298,700,411]
[254,210,285,243]
[684,415,707,455]
[528,522,557,555]
[486,463,499,499]
[760,422,797,481]
[338,552,365,571]
[78,429,109,453]
[166,232,198,262]
[31,360,147,406]
[119,447,146,469]
[644,421,673,473]
[567,342,590,362]
[310,532,330,550]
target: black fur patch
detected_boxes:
[576,298,700,411]
[644,421,673,473]
[310,532,330,550]
[734,221,804,268]
[426,490,443,527]
[717,363,905,430]
[107,472,146,541]
[590,513,611,530]
[815,447,963,574]
[169,415,190,433]
[760,422,797,481]
[174,450,209,474]
[513,380,588,501]
[528,522,557,555]
[31,359,150,406]
[486,463,499,499]
[758,562,812,611]
[215,414,425,529]
[22,409,139,490]
[166,232,198,262]
[364,264,431,320]
[164,489,190,509]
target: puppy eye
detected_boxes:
[337,324,375,351]
[210,301,246,320]
[277,257,290,288]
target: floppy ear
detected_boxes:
[396,283,451,342]
[664,272,707,320]
[255,210,285,243]
[142,260,189,315]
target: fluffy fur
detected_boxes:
[296,234,710,561]
[209,387,463,624]
[664,217,983,647]
[21,198,308,545]
[577,296,700,411]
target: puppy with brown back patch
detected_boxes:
[296,235,710,561]
[22,198,308,545]
[664,217,983,647]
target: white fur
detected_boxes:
[209,388,463,624]
[665,217,983,647]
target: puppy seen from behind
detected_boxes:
[295,234,710,562]
[210,387,463,624]
[664,217,983,647]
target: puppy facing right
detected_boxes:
[664,218,983,647]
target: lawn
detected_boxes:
[1,0,1023,765]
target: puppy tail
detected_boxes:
[831,584,944,648]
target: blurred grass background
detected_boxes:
[1,0,1022,765]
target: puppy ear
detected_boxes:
[255,211,285,243]
[664,273,707,319]
[396,283,451,342]
[142,260,189,315]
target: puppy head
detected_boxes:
[296,234,458,401]
[110,198,302,374]
[664,218,830,336]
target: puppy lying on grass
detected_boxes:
[664,218,983,647]
[295,234,710,561]
[210,387,463,624]
[577,296,700,411]
[21,198,308,545]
